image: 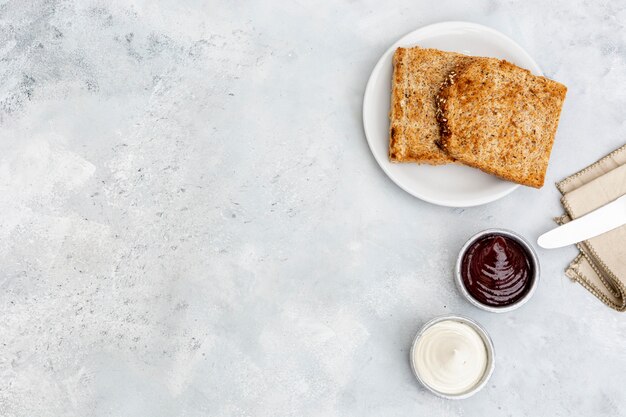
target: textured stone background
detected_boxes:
[1,1,626,416]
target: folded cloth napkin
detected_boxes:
[556,144,626,311]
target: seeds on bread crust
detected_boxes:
[435,66,464,150]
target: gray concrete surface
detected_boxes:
[1,1,626,416]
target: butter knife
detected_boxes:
[537,195,626,249]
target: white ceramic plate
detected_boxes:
[363,21,543,207]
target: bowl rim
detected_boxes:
[454,228,541,313]
[409,314,496,400]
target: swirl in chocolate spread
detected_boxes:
[461,234,533,307]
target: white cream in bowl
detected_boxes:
[410,316,494,398]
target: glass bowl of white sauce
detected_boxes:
[409,314,495,399]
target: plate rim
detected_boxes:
[362,21,543,207]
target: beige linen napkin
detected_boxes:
[556,145,626,311]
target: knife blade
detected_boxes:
[537,195,626,249]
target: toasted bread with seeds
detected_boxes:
[436,58,567,188]
[389,47,474,164]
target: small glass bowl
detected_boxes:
[409,314,496,399]
[455,228,540,313]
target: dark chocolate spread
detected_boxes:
[461,234,533,307]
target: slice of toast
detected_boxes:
[389,47,474,164]
[436,58,567,188]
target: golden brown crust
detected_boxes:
[388,47,474,164]
[436,58,567,188]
